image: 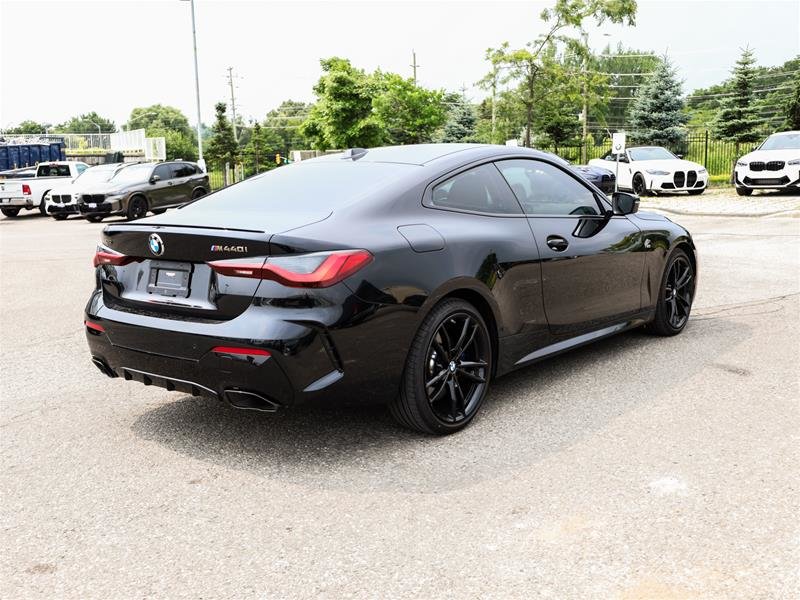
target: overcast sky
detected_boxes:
[1,0,798,130]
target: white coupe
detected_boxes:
[589,146,708,196]
[734,131,800,196]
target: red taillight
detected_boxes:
[93,245,136,267]
[85,320,105,333]
[212,346,271,357]
[208,250,373,288]
[22,184,31,195]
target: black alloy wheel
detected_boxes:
[127,196,148,220]
[649,249,695,336]
[390,299,492,434]
[632,173,648,196]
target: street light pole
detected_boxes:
[188,0,204,169]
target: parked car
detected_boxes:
[85,144,697,435]
[571,164,616,194]
[0,161,89,217]
[733,130,800,196]
[589,146,707,195]
[77,160,209,222]
[46,163,131,220]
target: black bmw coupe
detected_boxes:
[85,144,696,434]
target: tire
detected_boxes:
[632,173,649,196]
[39,192,50,216]
[1,208,20,217]
[389,298,493,435]
[86,215,104,223]
[192,188,207,200]
[647,249,695,337]
[126,195,148,221]
[53,214,68,221]
[736,186,753,196]
[688,189,705,195]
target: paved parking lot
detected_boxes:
[1,208,799,598]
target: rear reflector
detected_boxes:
[208,249,372,288]
[85,320,105,333]
[93,245,137,267]
[212,346,271,357]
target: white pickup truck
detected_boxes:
[0,161,89,217]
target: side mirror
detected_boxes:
[150,175,160,184]
[612,191,639,215]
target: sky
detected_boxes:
[1,0,799,130]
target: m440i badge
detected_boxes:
[210,244,248,253]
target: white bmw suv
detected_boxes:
[734,131,800,196]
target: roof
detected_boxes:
[305,144,492,166]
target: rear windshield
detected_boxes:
[37,164,71,177]
[185,162,413,214]
[759,133,800,151]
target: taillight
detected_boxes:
[85,320,105,333]
[208,249,372,288]
[212,346,271,357]
[22,184,31,195]
[93,244,137,267]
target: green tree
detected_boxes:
[714,47,761,152]
[242,121,282,173]
[476,44,510,144]
[55,111,115,133]
[491,0,637,147]
[205,102,238,167]
[127,104,193,137]
[786,75,800,130]
[5,120,50,134]
[300,57,384,150]
[628,58,687,148]
[438,94,478,143]
[373,73,446,144]
[264,100,312,151]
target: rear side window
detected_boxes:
[172,163,196,177]
[496,159,601,216]
[37,164,71,177]
[429,164,521,215]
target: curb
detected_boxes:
[641,205,800,218]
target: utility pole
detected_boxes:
[186,0,204,168]
[227,66,238,142]
[410,50,420,85]
[580,31,589,163]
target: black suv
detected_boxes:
[79,161,210,222]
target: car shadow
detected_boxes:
[131,316,747,494]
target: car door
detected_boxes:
[148,163,175,208]
[495,158,645,336]
[423,162,550,361]
[167,162,194,205]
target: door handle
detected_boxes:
[546,235,569,252]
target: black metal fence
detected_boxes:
[537,130,744,179]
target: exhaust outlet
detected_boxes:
[223,389,280,413]
[91,357,117,378]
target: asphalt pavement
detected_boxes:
[1,209,798,598]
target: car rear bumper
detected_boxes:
[84,289,413,408]
[0,197,34,208]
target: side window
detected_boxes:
[172,163,195,178]
[76,163,88,174]
[153,164,172,180]
[495,159,601,216]
[429,163,521,215]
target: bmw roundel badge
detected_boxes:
[148,233,165,256]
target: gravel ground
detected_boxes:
[1,211,798,599]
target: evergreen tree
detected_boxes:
[714,47,760,152]
[205,102,238,167]
[438,95,477,143]
[628,57,687,148]
[785,75,800,130]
